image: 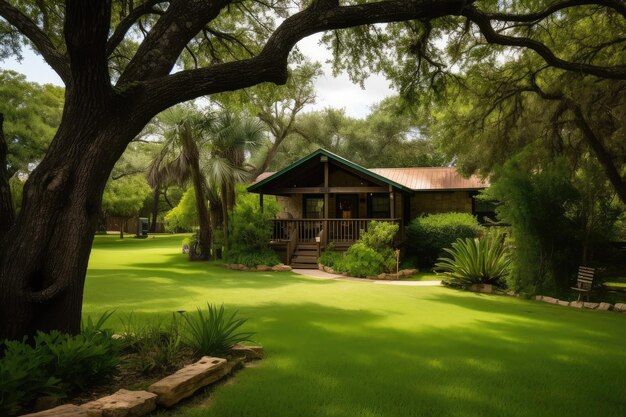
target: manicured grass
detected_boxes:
[84,235,626,417]
[402,271,441,281]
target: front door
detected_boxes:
[336,194,359,219]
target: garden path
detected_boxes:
[291,269,442,286]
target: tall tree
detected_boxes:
[101,175,152,238]
[148,106,213,260]
[0,0,624,339]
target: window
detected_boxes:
[304,195,324,219]
[369,194,390,218]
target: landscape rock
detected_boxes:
[181,244,190,255]
[533,295,544,301]
[598,302,613,311]
[271,264,292,272]
[230,344,265,360]
[569,301,584,309]
[557,300,570,307]
[81,389,156,417]
[148,356,228,407]
[377,273,387,279]
[22,404,88,417]
[400,269,418,276]
[542,296,558,304]
[470,284,494,294]
[583,302,600,309]
[614,303,626,312]
[256,265,272,271]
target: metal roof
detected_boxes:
[248,149,488,192]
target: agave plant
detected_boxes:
[434,235,511,288]
[181,303,255,357]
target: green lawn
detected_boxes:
[84,235,626,417]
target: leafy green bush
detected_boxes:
[181,303,255,357]
[329,221,399,277]
[0,312,120,415]
[340,242,396,277]
[165,187,198,232]
[0,340,61,416]
[406,212,483,267]
[225,190,280,267]
[318,243,344,269]
[434,235,510,288]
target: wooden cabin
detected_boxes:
[248,149,489,268]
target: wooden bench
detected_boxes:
[571,266,595,301]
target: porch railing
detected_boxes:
[271,218,401,245]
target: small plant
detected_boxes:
[434,235,511,288]
[181,303,255,357]
[318,243,343,269]
[118,313,184,374]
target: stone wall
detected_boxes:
[276,195,302,218]
[410,191,473,218]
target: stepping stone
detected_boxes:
[81,389,156,417]
[148,356,228,407]
[22,404,88,417]
[231,344,265,360]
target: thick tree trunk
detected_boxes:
[0,113,15,239]
[0,100,151,339]
[221,182,229,244]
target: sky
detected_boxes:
[1,33,394,119]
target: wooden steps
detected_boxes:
[290,243,319,269]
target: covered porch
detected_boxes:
[248,149,411,267]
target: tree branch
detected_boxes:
[0,0,70,84]
[484,0,626,23]
[142,0,468,110]
[107,0,166,57]
[463,5,626,80]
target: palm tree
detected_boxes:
[203,111,265,243]
[148,106,213,260]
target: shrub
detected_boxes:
[164,187,198,232]
[318,243,343,269]
[0,340,61,416]
[225,190,280,267]
[406,212,483,267]
[181,303,255,357]
[434,235,510,288]
[0,312,120,415]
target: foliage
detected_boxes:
[0,312,120,415]
[118,314,184,375]
[434,235,511,288]
[482,157,581,292]
[0,339,62,416]
[102,175,152,218]
[0,70,64,177]
[181,304,255,357]
[331,221,399,277]
[224,189,280,267]
[165,187,199,232]
[406,213,483,267]
[318,243,343,269]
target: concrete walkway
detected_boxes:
[292,268,441,286]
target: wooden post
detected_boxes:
[260,193,264,213]
[389,186,395,219]
[323,157,329,245]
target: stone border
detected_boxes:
[225,263,292,272]
[535,296,626,313]
[318,264,418,280]
[21,345,264,417]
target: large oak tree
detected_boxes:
[0,0,624,339]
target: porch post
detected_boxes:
[260,193,264,213]
[389,185,395,219]
[323,156,329,245]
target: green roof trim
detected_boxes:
[247,148,413,193]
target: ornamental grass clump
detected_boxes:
[434,235,511,288]
[181,303,255,357]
